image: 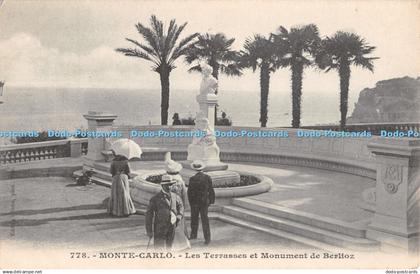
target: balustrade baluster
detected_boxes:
[39,148,45,160]
[35,148,40,160]
[16,151,21,162]
[23,150,29,162]
[30,149,35,161]
[14,151,18,163]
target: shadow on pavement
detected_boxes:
[0,203,106,216]
[0,212,116,227]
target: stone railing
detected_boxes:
[115,125,378,178]
[300,122,420,136]
[0,138,88,165]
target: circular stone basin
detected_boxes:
[130,171,273,206]
[145,173,261,188]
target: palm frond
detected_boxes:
[115,47,153,62]
[277,26,289,36]
[135,22,162,61]
[318,31,378,73]
[150,15,164,38]
[353,56,377,71]
[166,22,187,55]
[184,32,240,77]
[170,32,199,63]
[239,34,279,73]
[125,38,157,58]
[220,63,243,76]
[117,15,197,74]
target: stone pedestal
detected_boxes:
[187,93,222,166]
[197,93,217,129]
[83,111,117,162]
[366,139,420,253]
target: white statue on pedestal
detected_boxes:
[187,63,220,165]
[199,63,217,95]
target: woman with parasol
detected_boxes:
[107,139,141,217]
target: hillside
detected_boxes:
[348,76,420,123]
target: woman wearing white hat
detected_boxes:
[165,152,191,251]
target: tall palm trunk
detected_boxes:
[339,62,350,130]
[259,63,270,127]
[159,67,170,125]
[291,62,304,128]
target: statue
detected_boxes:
[187,63,221,165]
[191,116,217,146]
[182,62,240,187]
[199,63,217,96]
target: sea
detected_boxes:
[0,87,347,132]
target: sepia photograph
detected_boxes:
[0,0,419,272]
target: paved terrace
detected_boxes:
[0,176,307,251]
[125,160,375,223]
[0,158,374,250]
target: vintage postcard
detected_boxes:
[0,0,419,273]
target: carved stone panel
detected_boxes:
[382,165,403,194]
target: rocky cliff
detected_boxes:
[348,76,420,123]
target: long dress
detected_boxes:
[107,159,136,217]
[169,173,191,251]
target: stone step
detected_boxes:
[222,205,379,251]
[89,163,142,179]
[91,176,111,188]
[216,213,338,252]
[92,162,110,173]
[233,198,368,238]
[90,169,112,181]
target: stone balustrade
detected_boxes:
[0,138,88,165]
[115,125,378,178]
[300,122,420,136]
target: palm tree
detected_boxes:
[116,15,198,125]
[271,24,321,128]
[239,35,280,127]
[185,33,242,121]
[316,31,377,129]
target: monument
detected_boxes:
[180,63,240,186]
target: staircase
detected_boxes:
[220,197,379,252]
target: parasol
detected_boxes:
[110,138,142,160]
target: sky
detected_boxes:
[0,0,419,97]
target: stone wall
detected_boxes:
[115,125,377,179]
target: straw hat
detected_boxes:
[160,174,176,185]
[190,160,206,171]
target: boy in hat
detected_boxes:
[187,160,215,245]
[146,174,184,250]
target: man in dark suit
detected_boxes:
[187,160,215,245]
[146,174,184,250]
